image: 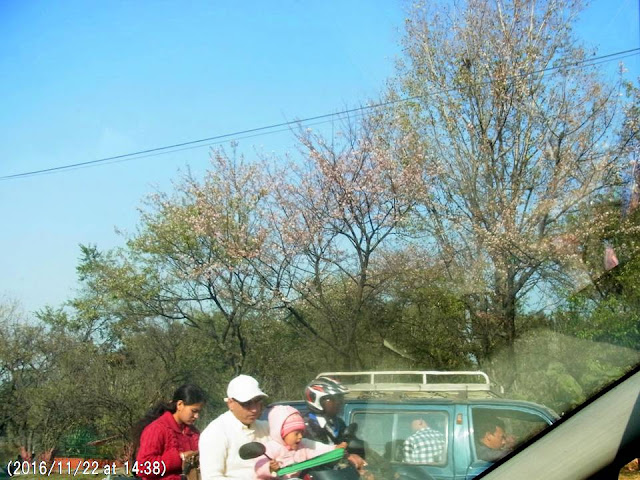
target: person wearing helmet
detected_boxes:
[302,377,367,470]
[303,377,351,445]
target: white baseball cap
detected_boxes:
[225,375,267,402]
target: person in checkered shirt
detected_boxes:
[402,417,446,464]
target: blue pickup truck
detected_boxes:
[267,371,559,480]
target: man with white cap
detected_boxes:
[199,375,269,480]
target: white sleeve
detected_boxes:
[199,422,229,480]
[254,419,270,440]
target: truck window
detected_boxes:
[351,411,394,458]
[471,407,550,462]
[351,410,449,465]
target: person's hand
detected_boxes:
[335,441,348,450]
[181,450,198,467]
[504,434,517,449]
[269,459,281,473]
[360,469,376,480]
[347,453,367,470]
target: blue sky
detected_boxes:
[0,0,638,315]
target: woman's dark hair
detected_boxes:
[170,383,207,408]
[131,384,206,460]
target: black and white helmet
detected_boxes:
[304,376,349,413]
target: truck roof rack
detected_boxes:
[316,370,491,393]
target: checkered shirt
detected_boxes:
[403,427,446,464]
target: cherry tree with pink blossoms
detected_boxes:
[387,0,636,376]
[71,146,274,374]
[247,116,426,368]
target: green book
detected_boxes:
[276,448,345,476]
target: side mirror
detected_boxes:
[345,423,358,437]
[239,442,267,460]
[347,438,365,456]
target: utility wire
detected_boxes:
[22,112,370,178]
[2,47,638,181]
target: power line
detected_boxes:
[2,47,639,182]
[21,112,370,178]
[0,108,377,181]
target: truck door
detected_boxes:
[465,405,555,479]
[346,405,454,480]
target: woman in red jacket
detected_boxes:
[134,384,206,480]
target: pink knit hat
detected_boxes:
[281,412,305,438]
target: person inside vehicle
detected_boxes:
[302,376,367,470]
[402,416,446,464]
[254,405,346,479]
[474,417,510,462]
[199,375,270,480]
